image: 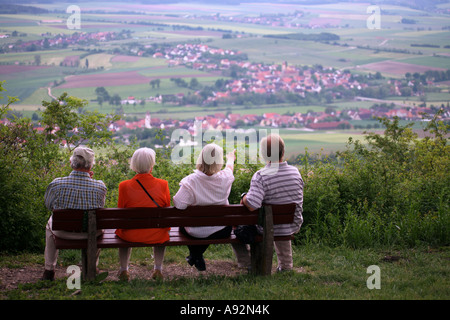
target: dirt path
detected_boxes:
[47,87,57,100]
[0,260,248,291]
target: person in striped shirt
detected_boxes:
[239,134,304,272]
[42,147,107,281]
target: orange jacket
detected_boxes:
[115,173,171,244]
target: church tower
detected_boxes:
[145,112,151,129]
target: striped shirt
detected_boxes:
[173,167,234,238]
[246,162,304,236]
[44,171,107,211]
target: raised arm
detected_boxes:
[225,149,236,172]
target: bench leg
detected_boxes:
[250,240,274,276]
[81,248,100,281]
[250,206,274,276]
[81,249,88,280]
[81,210,98,281]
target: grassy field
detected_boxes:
[1,244,448,302]
[281,130,360,156]
[2,1,449,109]
[1,1,449,155]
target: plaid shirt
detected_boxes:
[44,171,107,210]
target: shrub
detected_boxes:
[0,84,130,252]
[1,80,448,252]
[298,113,449,248]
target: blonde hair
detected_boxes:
[130,148,156,174]
[196,143,224,175]
[260,133,285,163]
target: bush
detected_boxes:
[1,80,448,252]
[298,113,449,248]
[0,84,130,252]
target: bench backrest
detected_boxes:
[52,204,297,232]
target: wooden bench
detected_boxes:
[52,204,296,280]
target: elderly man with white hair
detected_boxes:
[42,147,107,281]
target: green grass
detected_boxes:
[1,244,449,301]
[399,56,450,70]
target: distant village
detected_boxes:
[111,42,449,134]
[109,102,448,138]
[0,30,130,54]
[150,42,364,102]
[2,31,449,139]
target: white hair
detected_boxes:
[130,148,156,174]
[70,155,93,170]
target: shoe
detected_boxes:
[194,257,206,271]
[186,256,195,267]
[41,269,55,281]
[276,266,292,273]
[151,269,163,280]
[186,255,206,271]
[118,270,130,282]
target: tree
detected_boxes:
[0,82,60,251]
[400,87,412,97]
[109,94,121,106]
[43,38,50,49]
[189,78,200,90]
[95,87,110,102]
[150,79,160,89]
[34,54,41,66]
[41,93,120,152]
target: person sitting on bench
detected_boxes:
[115,148,171,281]
[42,147,107,281]
[239,134,304,272]
[173,143,237,271]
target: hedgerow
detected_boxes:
[0,82,448,252]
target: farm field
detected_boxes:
[279,129,361,156]
[1,1,449,155]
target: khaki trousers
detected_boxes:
[232,240,293,270]
[44,218,101,271]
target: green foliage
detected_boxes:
[1,79,448,252]
[41,93,121,153]
[299,112,449,248]
[0,83,131,252]
[0,81,56,251]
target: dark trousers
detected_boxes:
[180,226,232,258]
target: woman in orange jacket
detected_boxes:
[115,148,170,281]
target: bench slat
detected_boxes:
[54,228,294,249]
[52,204,296,232]
[96,215,260,229]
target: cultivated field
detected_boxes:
[1,1,449,154]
